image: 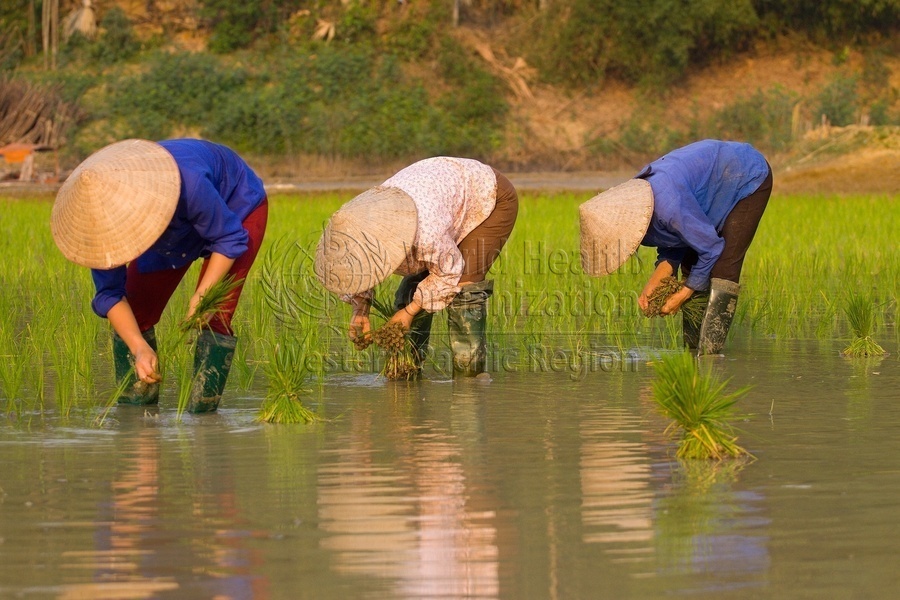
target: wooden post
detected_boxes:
[452,0,459,27]
[41,0,59,70]
[27,0,36,57]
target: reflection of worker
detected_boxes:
[51,138,267,412]
[581,140,772,354]
[314,157,518,376]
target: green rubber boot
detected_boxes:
[188,330,236,414]
[446,280,493,377]
[681,292,709,350]
[698,278,740,356]
[113,328,160,405]
[395,272,434,369]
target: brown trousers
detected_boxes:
[398,168,518,297]
[682,166,773,284]
[458,168,519,283]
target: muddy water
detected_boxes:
[1,336,898,599]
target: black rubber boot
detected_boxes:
[446,280,493,377]
[681,292,709,350]
[113,328,160,405]
[698,278,740,355]
[188,330,236,414]
[395,272,434,369]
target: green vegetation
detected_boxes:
[841,293,887,357]
[652,352,751,460]
[255,239,319,424]
[0,191,896,424]
[3,0,898,168]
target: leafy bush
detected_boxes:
[102,43,507,160]
[753,0,900,42]
[336,1,378,45]
[815,74,859,126]
[527,0,759,88]
[107,52,247,140]
[710,87,796,151]
[202,0,266,53]
[93,7,140,64]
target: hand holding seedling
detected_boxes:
[134,346,162,384]
[388,299,421,331]
[349,312,372,344]
[639,261,675,312]
[660,285,694,315]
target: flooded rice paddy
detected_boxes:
[1,334,898,599]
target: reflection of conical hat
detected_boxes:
[579,178,654,277]
[314,186,418,295]
[51,139,180,269]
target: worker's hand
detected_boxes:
[660,286,694,315]
[638,262,675,312]
[185,292,215,328]
[349,313,371,343]
[388,306,415,331]
[187,292,201,321]
[134,346,162,384]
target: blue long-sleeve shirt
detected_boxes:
[636,140,769,291]
[90,139,266,317]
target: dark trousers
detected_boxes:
[126,199,269,336]
[682,167,773,284]
[457,168,519,283]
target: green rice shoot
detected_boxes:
[257,338,318,424]
[180,274,244,333]
[652,351,752,460]
[643,276,704,323]
[841,293,886,357]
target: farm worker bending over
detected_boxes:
[315,156,519,376]
[580,139,772,355]
[50,138,268,412]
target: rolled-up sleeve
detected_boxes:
[186,175,249,259]
[665,204,725,292]
[656,246,687,270]
[413,230,464,312]
[90,266,127,318]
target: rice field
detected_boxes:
[0,190,897,423]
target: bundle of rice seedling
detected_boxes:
[257,339,318,424]
[352,333,373,351]
[642,276,704,322]
[180,275,244,333]
[652,352,752,460]
[841,293,886,357]
[372,321,419,380]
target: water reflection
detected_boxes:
[653,460,769,592]
[66,421,269,599]
[318,383,499,599]
[578,385,770,592]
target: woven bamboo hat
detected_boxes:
[315,186,418,295]
[51,139,180,269]
[579,178,654,277]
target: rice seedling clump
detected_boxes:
[371,322,419,380]
[841,293,887,357]
[652,352,751,461]
[352,334,373,351]
[642,277,704,321]
[180,275,244,333]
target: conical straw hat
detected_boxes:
[51,139,180,269]
[315,186,418,295]
[579,178,654,277]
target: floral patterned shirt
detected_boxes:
[348,156,498,312]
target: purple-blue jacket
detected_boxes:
[90,139,266,317]
[637,139,769,291]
